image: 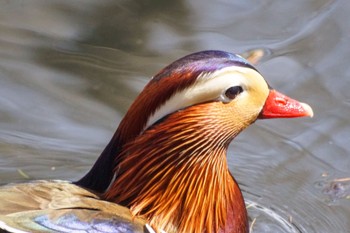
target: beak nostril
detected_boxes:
[275,97,287,105]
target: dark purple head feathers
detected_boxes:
[153,50,257,82]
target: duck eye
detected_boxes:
[224,86,243,100]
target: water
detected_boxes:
[1,0,349,232]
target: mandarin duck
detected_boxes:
[0,50,313,233]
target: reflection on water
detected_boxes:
[1,0,349,232]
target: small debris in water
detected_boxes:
[17,169,30,179]
[323,177,350,201]
[241,49,265,65]
[249,217,257,233]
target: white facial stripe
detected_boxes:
[145,66,266,130]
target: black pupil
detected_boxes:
[225,86,243,99]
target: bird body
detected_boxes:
[0,180,146,232]
[0,51,313,233]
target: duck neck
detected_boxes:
[104,108,248,233]
[74,103,148,192]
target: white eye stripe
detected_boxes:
[144,66,264,130]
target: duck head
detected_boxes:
[77,50,313,233]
